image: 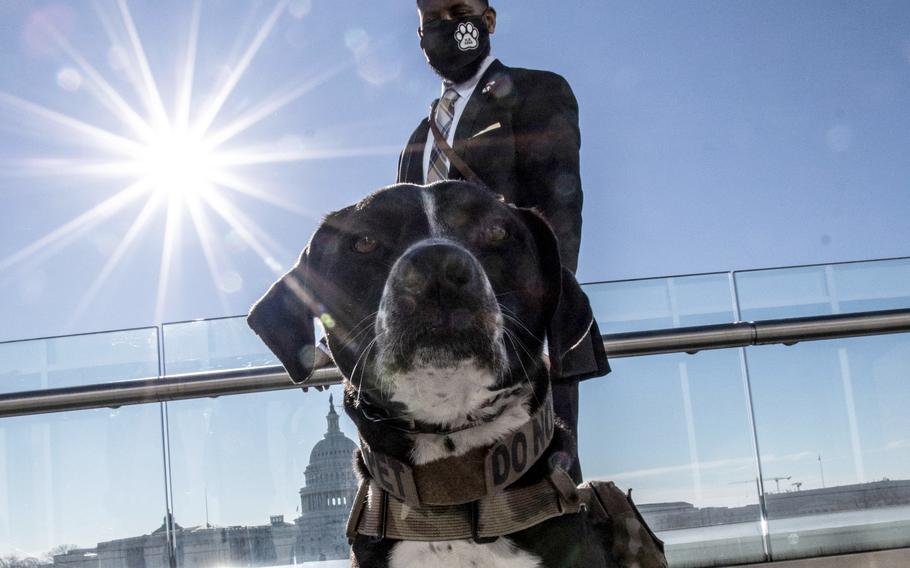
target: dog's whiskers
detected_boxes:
[504,327,536,363]
[350,310,379,332]
[503,318,543,359]
[500,315,536,339]
[498,305,543,342]
[352,334,380,406]
[339,311,379,351]
[503,329,540,407]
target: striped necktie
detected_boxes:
[426,88,460,183]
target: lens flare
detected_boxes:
[0,0,392,328]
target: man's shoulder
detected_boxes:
[494,63,571,88]
[488,63,575,104]
[487,63,575,110]
[404,116,429,144]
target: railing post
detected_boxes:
[156,326,178,568]
[732,272,773,562]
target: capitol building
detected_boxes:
[53,396,359,567]
[295,395,359,561]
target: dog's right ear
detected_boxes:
[516,207,610,382]
[247,248,317,384]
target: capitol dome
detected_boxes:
[295,394,359,561]
[308,396,357,466]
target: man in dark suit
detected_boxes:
[399,0,583,271]
[398,0,609,481]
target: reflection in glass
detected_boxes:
[0,329,165,564]
[736,258,910,321]
[162,316,277,375]
[163,318,358,566]
[747,336,910,560]
[579,350,766,567]
[0,328,158,394]
[585,273,735,335]
[0,408,170,565]
[737,258,910,560]
[165,388,358,566]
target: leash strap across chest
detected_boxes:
[358,387,555,507]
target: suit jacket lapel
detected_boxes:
[453,59,507,156]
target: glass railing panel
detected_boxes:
[827,258,910,313]
[165,388,357,566]
[745,334,910,561]
[584,273,735,335]
[0,407,170,566]
[162,318,358,566]
[163,316,277,374]
[735,257,910,320]
[0,328,158,394]
[0,329,167,564]
[579,350,767,567]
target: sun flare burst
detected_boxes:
[0,0,391,329]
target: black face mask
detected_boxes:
[420,14,491,83]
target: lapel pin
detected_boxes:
[482,80,497,94]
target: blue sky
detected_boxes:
[0,0,909,561]
[0,0,908,342]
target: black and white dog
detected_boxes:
[248,182,616,567]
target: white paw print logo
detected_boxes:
[455,22,480,51]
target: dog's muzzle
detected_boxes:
[391,240,483,318]
[376,239,503,372]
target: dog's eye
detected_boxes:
[485,224,509,243]
[353,235,379,254]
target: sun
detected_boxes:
[137,126,219,201]
[0,0,381,328]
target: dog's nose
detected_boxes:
[398,242,479,296]
[443,251,472,288]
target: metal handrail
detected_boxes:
[1,308,909,419]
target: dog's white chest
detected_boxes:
[389,539,542,568]
[388,360,497,424]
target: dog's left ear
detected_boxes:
[247,248,318,384]
[516,209,608,381]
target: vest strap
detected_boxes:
[348,471,577,542]
[347,468,669,568]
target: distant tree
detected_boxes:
[45,545,79,562]
[0,556,41,567]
